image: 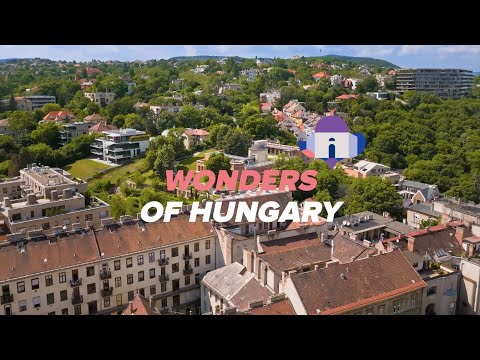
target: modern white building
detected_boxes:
[84,92,115,107]
[91,129,150,165]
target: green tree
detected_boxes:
[31,122,61,148]
[356,76,379,94]
[242,115,279,140]
[41,103,62,114]
[419,218,440,229]
[7,111,37,134]
[8,155,21,177]
[112,114,126,128]
[124,113,144,130]
[221,128,252,157]
[154,144,176,180]
[205,153,231,177]
[342,177,404,221]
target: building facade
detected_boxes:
[59,122,91,145]
[396,68,474,99]
[91,129,150,165]
[0,165,109,234]
[0,215,217,315]
[13,96,56,111]
[84,92,115,107]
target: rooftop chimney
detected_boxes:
[129,301,134,314]
[51,190,58,201]
[149,296,153,309]
[27,193,36,205]
[63,188,72,199]
[4,197,10,208]
[407,236,415,252]
[455,226,465,245]
[468,243,475,257]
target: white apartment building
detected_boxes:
[91,128,150,165]
[84,92,115,107]
[0,165,109,234]
[59,122,92,145]
[0,215,217,315]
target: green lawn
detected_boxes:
[63,159,111,180]
[90,158,146,185]
[177,149,216,171]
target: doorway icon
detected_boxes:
[329,138,336,158]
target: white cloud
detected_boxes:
[355,45,395,57]
[437,45,480,54]
[399,45,427,55]
[183,45,198,56]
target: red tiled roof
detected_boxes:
[43,111,75,122]
[335,94,358,100]
[248,298,295,315]
[84,113,106,122]
[229,278,273,311]
[122,294,156,315]
[184,128,209,137]
[290,250,426,315]
[88,121,117,133]
[313,72,330,78]
[261,102,272,110]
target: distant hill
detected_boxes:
[169,55,242,61]
[317,54,399,68]
[0,58,18,63]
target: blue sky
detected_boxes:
[1,45,480,70]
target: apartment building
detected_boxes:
[91,128,150,165]
[84,92,115,107]
[0,165,109,234]
[433,197,480,226]
[0,177,23,201]
[0,215,217,315]
[406,203,441,228]
[396,68,474,99]
[13,95,56,111]
[59,122,91,145]
[282,250,426,315]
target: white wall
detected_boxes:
[282,277,305,315]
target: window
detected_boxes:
[17,281,25,293]
[87,283,96,294]
[19,300,27,312]
[393,301,401,314]
[185,276,190,286]
[161,298,167,308]
[74,304,81,315]
[148,252,155,263]
[139,288,145,297]
[194,242,199,252]
[128,291,134,301]
[138,271,144,282]
[45,275,53,287]
[172,247,178,257]
[427,286,437,296]
[104,297,110,308]
[366,308,374,315]
[59,272,66,284]
[47,293,54,305]
[378,305,385,315]
[411,295,417,308]
[31,278,39,290]
[137,255,144,266]
[48,311,55,315]
[62,308,68,315]
[172,279,180,291]
[172,263,179,273]
[127,274,133,285]
[86,266,95,277]
[85,214,93,221]
[194,258,200,267]
[149,268,155,279]
[206,255,211,265]
[150,285,156,296]
[60,290,67,302]
[161,282,167,292]
[160,250,166,261]
[33,296,41,308]
[173,295,180,306]
[116,294,123,307]
[12,213,21,221]
[126,257,132,268]
[2,188,6,194]
[115,277,122,288]
[114,260,121,271]
[195,274,200,285]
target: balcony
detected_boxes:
[100,270,112,280]
[70,278,82,287]
[71,295,83,305]
[183,266,193,275]
[158,258,169,266]
[183,253,192,260]
[159,274,169,282]
[101,287,113,297]
[1,294,13,305]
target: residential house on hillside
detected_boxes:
[183,128,209,150]
[218,83,241,95]
[42,111,76,123]
[84,92,115,107]
[397,179,440,205]
[88,121,118,135]
[83,113,106,123]
[343,160,400,183]
[312,72,330,81]
[59,122,91,145]
[433,197,480,226]
[240,69,258,81]
[0,119,14,136]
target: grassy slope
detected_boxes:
[63,159,111,180]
